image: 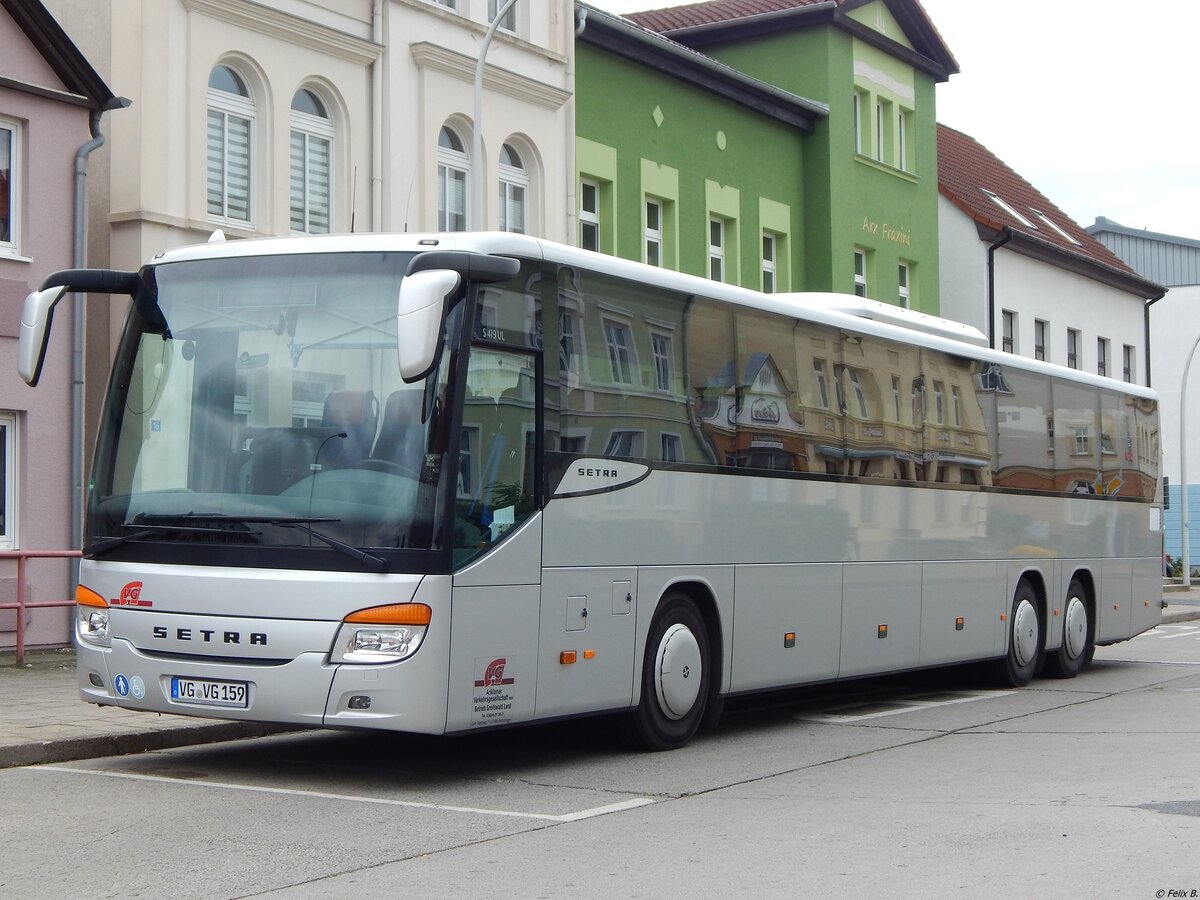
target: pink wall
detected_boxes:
[0,25,96,648]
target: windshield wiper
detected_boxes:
[124,513,388,573]
[86,521,261,556]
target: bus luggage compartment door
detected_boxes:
[535,568,637,719]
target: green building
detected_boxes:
[576,0,957,312]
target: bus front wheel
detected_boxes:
[623,592,710,751]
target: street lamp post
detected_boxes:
[1180,334,1200,586]
[471,0,520,231]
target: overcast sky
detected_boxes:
[586,0,1200,241]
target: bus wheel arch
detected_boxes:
[623,584,720,750]
[1045,571,1095,678]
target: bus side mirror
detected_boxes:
[397,269,461,383]
[19,285,70,386]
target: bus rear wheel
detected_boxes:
[994,581,1042,687]
[622,592,710,751]
[1044,578,1093,678]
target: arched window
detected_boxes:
[498,143,527,234]
[437,126,469,232]
[290,88,333,233]
[207,65,254,223]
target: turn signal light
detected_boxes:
[345,603,431,625]
[76,584,108,608]
[560,651,577,665]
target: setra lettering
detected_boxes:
[576,467,618,478]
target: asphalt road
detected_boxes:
[3,624,1199,899]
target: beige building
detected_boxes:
[40,0,575,502]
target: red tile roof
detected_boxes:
[627,0,834,33]
[937,124,1136,276]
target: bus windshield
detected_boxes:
[87,251,461,566]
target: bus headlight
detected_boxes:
[331,603,431,664]
[75,584,111,649]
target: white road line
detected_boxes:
[796,689,1017,724]
[1147,626,1200,640]
[30,767,654,823]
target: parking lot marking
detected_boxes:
[1147,625,1200,640]
[795,689,1017,724]
[32,766,654,822]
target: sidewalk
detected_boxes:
[4,589,1200,770]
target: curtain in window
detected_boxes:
[207,110,251,221]
[290,131,331,233]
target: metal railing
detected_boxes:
[0,550,82,666]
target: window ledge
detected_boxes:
[0,248,33,264]
[854,154,919,183]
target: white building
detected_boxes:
[1088,217,1200,562]
[936,125,1162,385]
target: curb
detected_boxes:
[0,721,297,770]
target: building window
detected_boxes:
[891,375,902,422]
[1002,310,1016,354]
[651,332,672,391]
[579,180,600,251]
[874,100,885,162]
[853,248,867,297]
[709,218,726,282]
[289,89,333,234]
[488,0,515,31]
[981,188,1037,229]
[603,319,634,385]
[1067,328,1080,369]
[1123,344,1135,383]
[0,413,14,549]
[933,380,945,424]
[1034,319,1047,361]
[897,109,910,172]
[762,232,777,293]
[645,198,663,266]
[951,386,962,426]
[498,143,527,234]
[898,262,910,307]
[0,121,17,251]
[1097,337,1109,377]
[429,0,457,8]
[437,126,469,232]
[207,65,254,223]
[853,91,864,155]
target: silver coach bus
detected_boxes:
[20,233,1163,749]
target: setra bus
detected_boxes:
[19,232,1164,750]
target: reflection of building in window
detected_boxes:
[1073,426,1090,455]
[603,319,634,384]
[651,332,672,391]
[661,433,681,462]
[605,430,644,458]
[813,359,829,408]
[933,380,944,424]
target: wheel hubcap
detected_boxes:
[1063,596,1088,660]
[1012,598,1039,668]
[655,623,702,721]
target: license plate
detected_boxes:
[170,676,248,708]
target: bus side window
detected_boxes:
[455,347,537,565]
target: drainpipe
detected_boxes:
[71,101,128,569]
[985,229,1012,350]
[1143,288,1167,388]
[372,0,383,231]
